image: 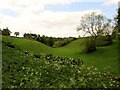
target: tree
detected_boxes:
[53,41,63,48]
[118,7,120,40]
[77,12,112,37]
[77,12,113,53]
[35,34,41,41]
[47,37,54,46]
[118,7,120,33]
[0,28,2,35]
[14,32,19,37]
[113,6,120,39]
[2,27,11,36]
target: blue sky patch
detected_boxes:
[0,9,19,17]
[45,2,117,19]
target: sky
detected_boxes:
[0,0,119,37]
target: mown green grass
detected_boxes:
[2,36,119,75]
[2,36,53,54]
[3,42,120,88]
[53,39,119,75]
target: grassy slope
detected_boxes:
[2,36,53,54]
[2,36,119,75]
[3,42,119,88]
[52,39,119,75]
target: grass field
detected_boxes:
[52,39,119,75]
[2,36,119,75]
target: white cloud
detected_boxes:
[102,0,119,7]
[0,0,103,37]
[2,10,102,37]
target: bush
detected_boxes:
[2,40,16,48]
[52,41,63,48]
[96,35,112,47]
[53,38,76,48]
[111,30,117,39]
[25,51,29,55]
[118,34,120,40]
[83,38,96,54]
[2,44,120,88]
[33,54,42,58]
[8,44,16,48]
[2,28,11,36]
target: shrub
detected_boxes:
[111,30,117,39]
[8,44,16,48]
[2,41,120,88]
[52,41,63,48]
[34,54,41,58]
[96,35,112,47]
[83,38,96,54]
[2,27,11,36]
[2,40,16,48]
[25,51,29,55]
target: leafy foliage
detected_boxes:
[96,35,112,47]
[77,12,113,37]
[77,12,114,53]
[2,36,119,75]
[2,39,16,48]
[2,42,120,88]
[118,8,120,33]
[2,27,11,36]
[0,29,2,35]
[23,33,77,47]
[14,32,20,37]
[83,37,96,54]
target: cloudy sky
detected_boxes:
[0,0,119,37]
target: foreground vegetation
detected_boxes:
[2,36,119,75]
[1,6,120,88]
[2,41,120,88]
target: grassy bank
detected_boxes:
[2,36,119,75]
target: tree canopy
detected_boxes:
[118,8,120,33]
[77,12,113,53]
[14,32,20,37]
[2,27,11,36]
[77,12,113,38]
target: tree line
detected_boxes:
[0,27,19,37]
[1,8,119,52]
[0,27,77,47]
[23,33,77,47]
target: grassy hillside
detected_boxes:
[2,39,120,88]
[2,36,119,75]
[2,36,53,54]
[52,39,119,75]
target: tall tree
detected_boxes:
[77,12,113,53]
[2,27,11,36]
[14,32,19,37]
[0,28,2,35]
[112,6,120,39]
[77,12,112,38]
[118,7,120,33]
[113,7,120,39]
